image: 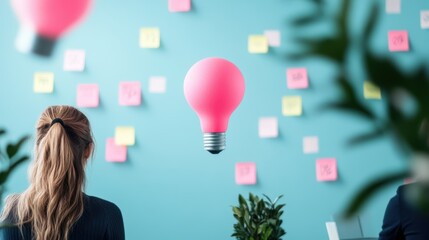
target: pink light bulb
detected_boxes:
[11,0,92,56]
[184,57,245,154]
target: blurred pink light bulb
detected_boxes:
[184,57,245,154]
[11,0,92,56]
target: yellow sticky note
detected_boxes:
[282,96,302,116]
[34,72,54,93]
[364,81,381,99]
[115,126,135,146]
[139,28,160,48]
[248,35,268,54]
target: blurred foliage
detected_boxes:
[0,129,30,204]
[289,0,429,217]
[232,193,286,240]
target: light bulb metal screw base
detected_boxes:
[16,25,56,57]
[203,132,226,154]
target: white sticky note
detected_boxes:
[63,50,86,71]
[264,30,281,47]
[303,136,319,154]
[326,222,340,240]
[258,117,278,138]
[149,76,167,93]
[386,0,400,14]
[421,11,429,29]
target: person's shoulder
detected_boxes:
[84,194,122,215]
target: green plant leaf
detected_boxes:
[6,135,30,160]
[344,170,410,218]
[0,155,29,185]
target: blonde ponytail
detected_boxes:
[2,106,94,240]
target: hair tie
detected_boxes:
[50,118,65,127]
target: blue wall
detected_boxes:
[1,0,427,239]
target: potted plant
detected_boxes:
[232,193,286,240]
[0,128,30,205]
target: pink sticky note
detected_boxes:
[105,138,127,162]
[168,0,191,12]
[258,117,278,138]
[388,31,409,52]
[119,81,141,106]
[287,68,308,89]
[77,84,99,108]
[235,162,257,185]
[404,178,415,184]
[316,158,337,182]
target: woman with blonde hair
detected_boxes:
[0,105,125,240]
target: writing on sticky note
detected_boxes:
[149,76,167,93]
[258,117,278,138]
[235,162,257,185]
[287,68,308,89]
[386,0,400,14]
[363,81,382,100]
[140,27,160,48]
[388,31,409,52]
[119,81,141,106]
[248,35,268,54]
[34,72,54,93]
[264,30,281,47]
[316,158,337,182]
[77,84,99,108]
[421,11,429,29]
[105,138,127,162]
[303,136,319,154]
[63,50,85,71]
[168,0,191,12]
[115,126,135,146]
[282,96,302,116]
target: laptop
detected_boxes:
[332,215,378,240]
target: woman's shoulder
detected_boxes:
[0,194,21,223]
[83,194,122,218]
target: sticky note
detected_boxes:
[235,162,257,185]
[316,158,337,182]
[105,138,127,162]
[77,84,99,108]
[386,0,400,14]
[303,136,319,154]
[363,81,382,99]
[258,117,278,138]
[115,126,135,146]
[248,35,268,54]
[282,96,302,116]
[287,68,309,89]
[139,28,160,48]
[34,72,54,93]
[119,81,141,106]
[264,30,281,47]
[326,222,340,240]
[388,31,409,52]
[168,0,191,12]
[63,50,85,71]
[404,178,415,184]
[149,76,167,93]
[421,11,429,29]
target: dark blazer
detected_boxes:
[379,183,429,240]
[0,194,125,240]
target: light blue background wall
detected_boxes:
[1,0,428,239]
